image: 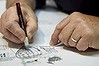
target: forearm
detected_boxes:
[6,0,36,10]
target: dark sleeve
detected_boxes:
[54,0,84,14]
[36,0,46,8]
[54,0,99,16]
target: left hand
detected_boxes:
[50,12,99,51]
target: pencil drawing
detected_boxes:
[47,56,62,64]
[15,46,58,59]
[0,46,62,65]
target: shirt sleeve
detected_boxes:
[36,0,46,8]
[54,0,84,12]
[54,0,99,16]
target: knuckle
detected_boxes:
[72,12,81,16]
[71,19,81,25]
[70,12,84,24]
[84,30,93,38]
[4,22,12,29]
[55,24,62,31]
[59,34,67,44]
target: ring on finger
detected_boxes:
[71,38,78,43]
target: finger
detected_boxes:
[28,37,34,44]
[68,25,81,47]
[5,21,25,41]
[76,38,89,51]
[50,16,70,45]
[59,22,76,46]
[26,17,38,39]
[2,27,22,43]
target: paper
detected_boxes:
[0,0,99,66]
[0,45,63,65]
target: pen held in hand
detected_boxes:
[16,3,29,47]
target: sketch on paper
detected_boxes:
[15,46,62,65]
[47,56,62,64]
[0,46,62,65]
[15,46,58,59]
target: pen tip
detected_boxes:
[24,37,29,48]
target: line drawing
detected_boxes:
[0,46,62,65]
[47,56,62,64]
[15,46,58,59]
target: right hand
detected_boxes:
[0,5,38,44]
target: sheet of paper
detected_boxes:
[0,0,99,66]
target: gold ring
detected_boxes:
[71,38,77,43]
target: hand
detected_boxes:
[0,5,38,43]
[50,12,99,51]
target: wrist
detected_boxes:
[6,0,36,10]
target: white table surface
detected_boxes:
[0,0,99,66]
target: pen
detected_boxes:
[16,3,29,47]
